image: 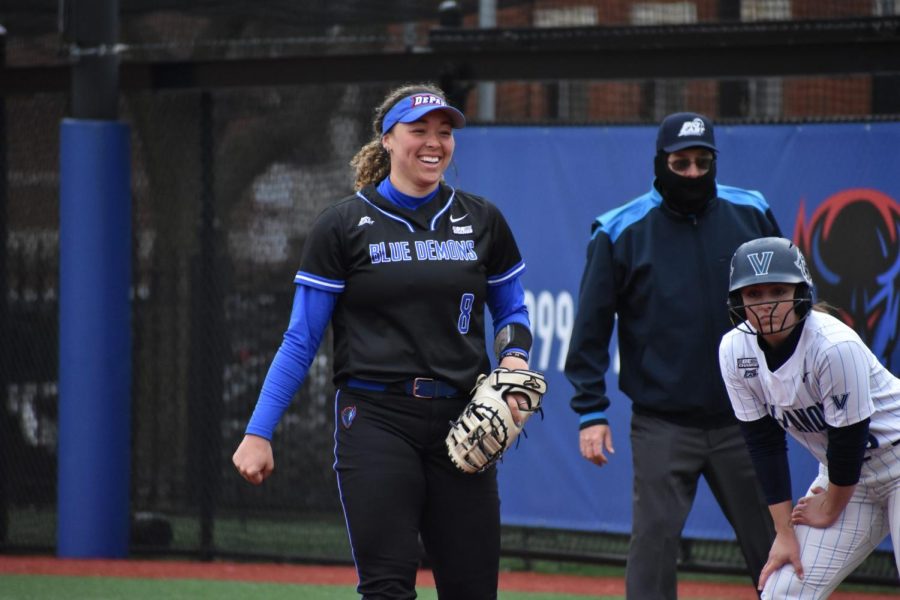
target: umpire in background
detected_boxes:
[565,112,778,599]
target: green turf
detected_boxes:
[0,575,620,600]
[3,571,896,599]
[0,576,346,600]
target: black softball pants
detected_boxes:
[334,388,501,600]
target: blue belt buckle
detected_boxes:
[412,377,435,398]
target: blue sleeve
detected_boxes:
[245,284,337,440]
[487,276,530,332]
[487,276,531,361]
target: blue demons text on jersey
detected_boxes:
[368,239,478,264]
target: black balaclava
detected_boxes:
[654,150,717,215]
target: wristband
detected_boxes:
[493,323,533,361]
[500,349,529,362]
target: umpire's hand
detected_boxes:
[579,424,615,467]
[233,434,275,485]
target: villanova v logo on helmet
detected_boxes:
[747,251,774,276]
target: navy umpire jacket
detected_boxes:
[565,182,781,430]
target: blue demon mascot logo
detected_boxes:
[795,188,900,370]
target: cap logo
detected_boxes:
[382,92,463,134]
[410,94,447,108]
[677,118,706,138]
[747,251,774,276]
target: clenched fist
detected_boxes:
[232,434,274,485]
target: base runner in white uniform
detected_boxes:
[719,236,900,598]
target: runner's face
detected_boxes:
[740,282,799,342]
[384,111,455,196]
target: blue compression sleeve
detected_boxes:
[487,276,530,333]
[488,277,531,361]
[245,285,337,440]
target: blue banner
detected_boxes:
[449,122,900,548]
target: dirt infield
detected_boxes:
[0,556,895,599]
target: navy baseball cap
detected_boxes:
[656,112,717,153]
[382,92,466,134]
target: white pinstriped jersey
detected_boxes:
[719,310,900,466]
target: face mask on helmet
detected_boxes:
[726,237,817,335]
[727,285,813,335]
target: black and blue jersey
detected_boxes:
[245,181,527,440]
[297,181,524,394]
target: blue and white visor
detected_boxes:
[382,93,466,134]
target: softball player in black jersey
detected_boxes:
[233,84,535,600]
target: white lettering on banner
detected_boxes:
[523,289,574,372]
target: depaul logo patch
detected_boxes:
[341,405,357,429]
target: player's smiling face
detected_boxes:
[384,111,455,196]
[740,282,799,343]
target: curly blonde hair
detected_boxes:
[350,83,451,191]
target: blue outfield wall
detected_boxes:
[448,122,900,549]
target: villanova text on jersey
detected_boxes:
[768,402,828,433]
[368,239,478,264]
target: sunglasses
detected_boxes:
[668,156,714,173]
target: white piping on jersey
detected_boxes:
[294,272,345,291]
[429,187,456,231]
[355,187,457,233]
[487,261,526,286]
[356,191,414,232]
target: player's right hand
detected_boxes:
[232,434,275,485]
[758,529,804,592]
[579,424,614,467]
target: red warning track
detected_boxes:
[0,556,895,599]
